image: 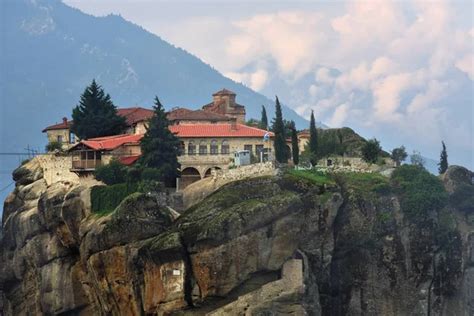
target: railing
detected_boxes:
[71,160,102,170]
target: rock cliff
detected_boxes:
[1,159,473,315]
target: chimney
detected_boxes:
[63,117,68,126]
[230,118,237,131]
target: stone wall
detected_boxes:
[34,155,98,186]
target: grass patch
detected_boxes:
[91,182,139,216]
[286,169,335,186]
[338,172,391,196]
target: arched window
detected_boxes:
[210,139,218,155]
[199,140,208,155]
[221,139,230,154]
[188,141,196,155]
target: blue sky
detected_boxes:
[64,0,473,168]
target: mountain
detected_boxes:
[0,0,309,212]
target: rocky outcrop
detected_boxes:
[1,158,473,315]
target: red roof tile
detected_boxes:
[42,118,73,132]
[73,134,143,151]
[119,155,141,166]
[167,107,231,122]
[117,107,154,126]
[43,107,153,132]
[212,88,236,96]
[169,124,273,138]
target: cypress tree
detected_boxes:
[139,97,181,185]
[71,79,127,139]
[438,141,448,174]
[272,96,288,163]
[309,110,318,165]
[290,121,299,165]
[260,105,268,130]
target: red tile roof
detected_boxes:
[169,124,273,138]
[119,155,141,166]
[116,107,154,126]
[212,88,236,96]
[42,118,73,132]
[73,134,143,151]
[167,107,231,122]
[43,107,153,132]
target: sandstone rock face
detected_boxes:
[0,158,473,315]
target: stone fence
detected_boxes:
[210,161,276,181]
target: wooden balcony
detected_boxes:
[71,159,102,171]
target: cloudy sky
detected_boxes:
[64,0,473,168]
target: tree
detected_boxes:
[438,141,448,174]
[290,121,299,165]
[308,110,318,165]
[139,97,181,186]
[391,146,408,167]
[362,138,382,164]
[272,96,289,163]
[410,150,425,167]
[71,80,127,139]
[259,105,268,130]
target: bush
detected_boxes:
[141,168,162,182]
[361,138,382,164]
[95,159,127,185]
[138,180,164,193]
[391,165,448,219]
[46,141,62,152]
[91,182,139,215]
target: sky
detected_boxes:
[64,0,474,168]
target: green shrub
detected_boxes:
[138,180,164,193]
[286,169,334,186]
[21,158,31,166]
[91,182,139,215]
[141,168,162,182]
[95,158,127,185]
[391,165,448,219]
[126,166,142,183]
[449,183,474,214]
[46,141,62,152]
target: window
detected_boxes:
[69,133,75,144]
[179,142,185,156]
[188,141,196,155]
[57,135,63,143]
[255,145,264,156]
[244,144,252,152]
[199,141,208,155]
[221,140,230,154]
[210,139,218,155]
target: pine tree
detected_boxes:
[71,79,127,139]
[272,96,288,163]
[290,121,299,165]
[309,110,318,165]
[139,97,181,185]
[438,141,448,174]
[259,105,268,130]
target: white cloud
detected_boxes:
[456,54,474,79]
[329,103,349,127]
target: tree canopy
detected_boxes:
[259,105,268,130]
[290,121,299,165]
[391,146,408,167]
[308,110,318,165]
[438,141,448,174]
[139,97,181,185]
[361,138,382,164]
[71,80,127,139]
[272,96,289,163]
